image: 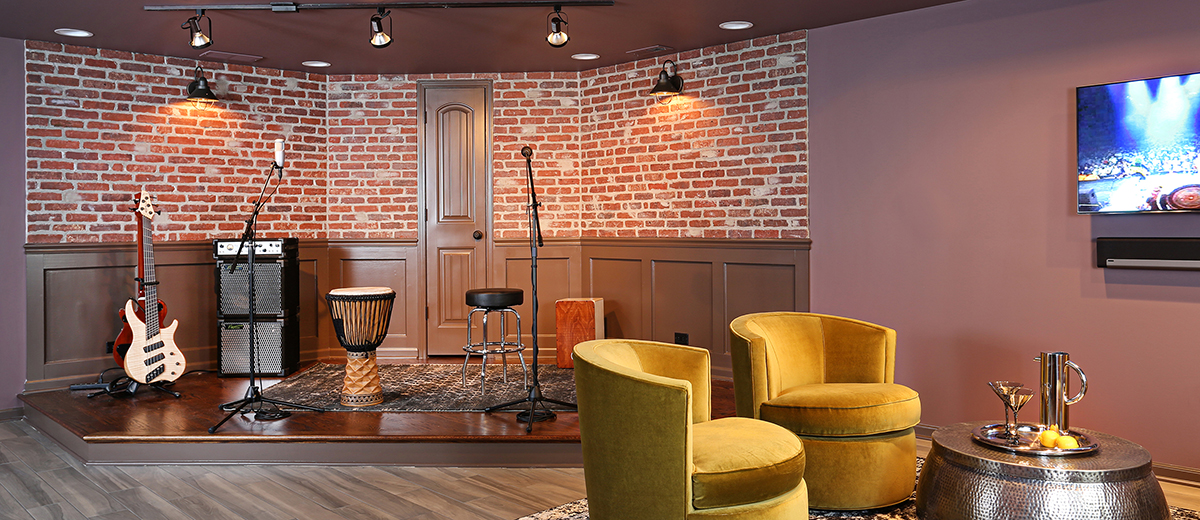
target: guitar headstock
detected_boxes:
[135,189,157,221]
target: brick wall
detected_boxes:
[23,31,807,243]
[324,72,581,239]
[24,41,327,243]
[579,31,809,239]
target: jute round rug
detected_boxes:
[259,362,577,412]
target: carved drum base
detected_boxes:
[341,351,383,407]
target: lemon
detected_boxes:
[1056,435,1080,450]
[1039,429,1061,448]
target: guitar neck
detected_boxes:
[141,214,159,338]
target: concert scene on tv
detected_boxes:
[1077,72,1200,213]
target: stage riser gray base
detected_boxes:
[22,407,582,467]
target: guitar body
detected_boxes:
[122,299,186,384]
[113,299,166,366]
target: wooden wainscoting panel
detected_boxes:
[154,261,219,370]
[296,256,322,362]
[651,260,714,351]
[329,241,421,361]
[586,258,644,341]
[42,264,131,367]
[26,242,222,391]
[723,262,798,352]
[500,255,573,355]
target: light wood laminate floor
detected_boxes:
[1,422,1196,520]
[0,420,586,520]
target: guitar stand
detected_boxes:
[69,367,183,399]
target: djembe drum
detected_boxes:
[326,287,396,407]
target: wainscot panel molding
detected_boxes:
[26,237,809,392]
[494,237,812,379]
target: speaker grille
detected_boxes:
[218,261,284,316]
[219,319,295,376]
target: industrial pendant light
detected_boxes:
[546,5,568,48]
[182,10,212,50]
[649,60,684,103]
[186,65,219,109]
[369,8,392,49]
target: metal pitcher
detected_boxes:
[1036,351,1087,432]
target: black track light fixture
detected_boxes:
[369,8,392,49]
[186,65,219,109]
[182,9,212,49]
[546,5,568,48]
[649,60,684,103]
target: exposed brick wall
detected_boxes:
[323,72,581,239]
[24,42,327,243]
[23,30,807,243]
[578,30,809,239]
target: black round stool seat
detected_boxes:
[466,288,523,309]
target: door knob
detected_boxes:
[473,230,484,240]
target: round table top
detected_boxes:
[932,421,1154,483]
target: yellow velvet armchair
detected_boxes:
[573,339,809,520]
[730,312,921,511]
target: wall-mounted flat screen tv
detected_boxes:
[1078,71,1200,213]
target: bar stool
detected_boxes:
[462,288,528,392]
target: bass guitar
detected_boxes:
[112,193,167,366]
[122,189,187,384]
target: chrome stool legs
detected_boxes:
[461,306,528,392]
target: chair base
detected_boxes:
[798,427,916,511]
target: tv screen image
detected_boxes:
[1077,71,1200,213]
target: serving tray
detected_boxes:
[971,422,1099,456]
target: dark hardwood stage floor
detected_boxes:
[19,362,736,467]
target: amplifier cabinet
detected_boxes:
[215,260,298,317]
[218,316,299,377]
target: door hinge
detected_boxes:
[425,209,429,221]
[423,110,427,124]
[425,306,429,320]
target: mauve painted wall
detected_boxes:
[0,37,26,411]
[810,0,1200,470]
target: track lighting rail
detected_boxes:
[145,1,612,11]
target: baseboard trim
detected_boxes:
[0,407,22,421]
[915,422,937,439]
[914,422,1200,486]
[1155,463,1200,487]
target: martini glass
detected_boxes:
[988,381,1023,438]
[1006,387,1035,445]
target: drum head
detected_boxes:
[328,286,395,297]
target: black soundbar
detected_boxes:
[1096,237,1200,270]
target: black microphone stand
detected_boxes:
[485,146,576,432]
[210,162,322,434]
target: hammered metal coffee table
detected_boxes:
[915,421,1168,519]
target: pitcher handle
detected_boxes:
[1065,360,1087,405]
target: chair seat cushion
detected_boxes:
[691,417,805,510]
[760,383,920,437]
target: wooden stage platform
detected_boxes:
[18,368,587,467]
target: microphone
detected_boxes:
[521,146,533,159]
[273,138,285,179]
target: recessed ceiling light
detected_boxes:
[719,21,754,30]
[302,60,332,68]
[54,28,93,38]
[571,53,600,61]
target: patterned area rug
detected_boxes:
[518,458,1200,520]
[259,362,577,412]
